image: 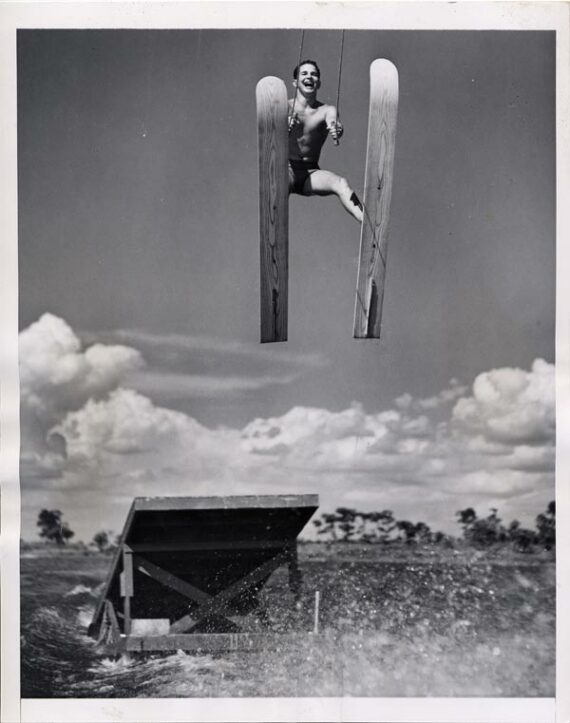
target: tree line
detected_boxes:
[312,501,555,552]
[31,500,555,553]
[31,509,116,552]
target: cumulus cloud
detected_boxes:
[395,379,468,412]
[18,314,555,538]
[242,404,373,456]
[47,387,245,486]
[20,313,143,425]
[452,359,555,445]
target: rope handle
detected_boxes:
[332,30,345,145]
[289,29,305,126]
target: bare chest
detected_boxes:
[291,104,327,133]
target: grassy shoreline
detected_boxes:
[20,538,556,565]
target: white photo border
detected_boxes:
[1,2,568,722]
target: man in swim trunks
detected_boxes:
[288,59,363,223]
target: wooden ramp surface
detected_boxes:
[90,494,318,646]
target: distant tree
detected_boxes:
[372,510,397,543]
[36,509,75,546]
[457,507,476,544]
[508,519,520,534]
[313,512,340,541]
[357,512,374,543]
[91,530,114,553]
[335,507,358,541]
[433,530,455,548]
[483,508,508,544]
[508,520,537,553]
[396,520,417,544]
[414,521,433,544]
[325,512,341,541]
[396,520,433,545]
[352,511,367,539]
[457,507,507,548]
[313,508,398,543]
[536,501,555,550]
[457,507,477,527]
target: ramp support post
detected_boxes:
[121,546,134,635]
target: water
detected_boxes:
[20,548,555,698]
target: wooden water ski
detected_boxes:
[353,59,399,339]
[256,76,289,343]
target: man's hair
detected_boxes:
[293,59,321,80]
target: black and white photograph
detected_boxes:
[1,2,569,722]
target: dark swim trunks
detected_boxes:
[288,159,320,195]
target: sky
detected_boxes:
[17,29,555,542]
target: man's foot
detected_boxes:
[350,192,363,212]
[350,192,364,223]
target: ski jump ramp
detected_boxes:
[89,494,319,653]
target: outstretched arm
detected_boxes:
[325,105,344,145]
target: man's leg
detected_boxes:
[303,170,363,223]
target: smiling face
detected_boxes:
[294,62,321,96]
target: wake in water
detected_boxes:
[21,606,100,697]
[21,607,554,698]
[20,553,555,698]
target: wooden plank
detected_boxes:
[106,601,121,644]
[122,547,134,596]
[353,59,399,339]
[129,538,291,553]
[131,618,170,636]
[133,494,318,512]
[256,76,289,343]
[174,551,288,634]
[170,613,242,635]
[125,632,313,653]
[134,555,210,605]
[123,594,131,635]
[89,498,138,636]
[168,613,197,633]
[122,547,134,635]
[96,603,109,645]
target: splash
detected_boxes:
[21,551,555,698]
[65,584,97,597]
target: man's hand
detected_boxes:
[327,120,344,145]
[288,113,301,133]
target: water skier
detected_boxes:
[288,59,363,223]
